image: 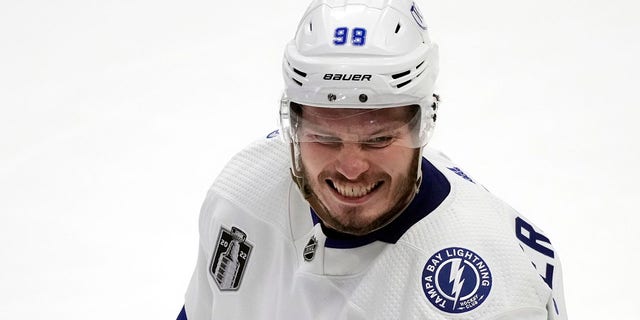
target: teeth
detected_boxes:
[332,182,378,198]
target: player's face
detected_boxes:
[297,105,420,235]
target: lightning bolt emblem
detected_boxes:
[422,247,492,313]
[449,258,466,307]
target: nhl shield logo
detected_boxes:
[210,226,253,291]
[303,236,318,261]
[421,247,492,313]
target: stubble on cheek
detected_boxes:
[300,150,419,235]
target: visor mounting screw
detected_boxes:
[327,93,337,102]
[359,94,368,103]
[431,93,440,110]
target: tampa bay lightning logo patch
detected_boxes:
[210,226,253,291]
[422,247,492,313]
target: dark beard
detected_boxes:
[301,150,420,236]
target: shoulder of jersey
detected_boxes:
[423,147,483,189]
[204,133,292,224]
[423,147,564,301]
[415,148,529,257]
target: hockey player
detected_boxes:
[178,0,567,319]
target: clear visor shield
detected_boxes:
[281,101,429,149]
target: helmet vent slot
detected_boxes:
[416,61,424,69]
[292,78,303,86]
[397,79,412,88]
[391,70,410,79]
[395,23,401,34]
[293,68,307,77]
[309,22,313,32]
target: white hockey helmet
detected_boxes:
[280,0,439,178]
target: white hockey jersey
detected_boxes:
[180,133,567,320]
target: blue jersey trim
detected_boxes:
[177,306,187,320]
[311,157,451,248]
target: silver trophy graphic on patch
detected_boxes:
[210,226,252,291]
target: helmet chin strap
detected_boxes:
[414,147,424,194]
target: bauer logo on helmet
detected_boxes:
[323,73,372,81]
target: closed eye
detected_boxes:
[362,136,394,148]
[309,134,342,145]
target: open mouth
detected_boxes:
[326,180,383,198]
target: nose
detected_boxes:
[334,143,370,180]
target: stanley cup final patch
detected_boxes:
[421,247,492,313]
[209,226,253,291]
